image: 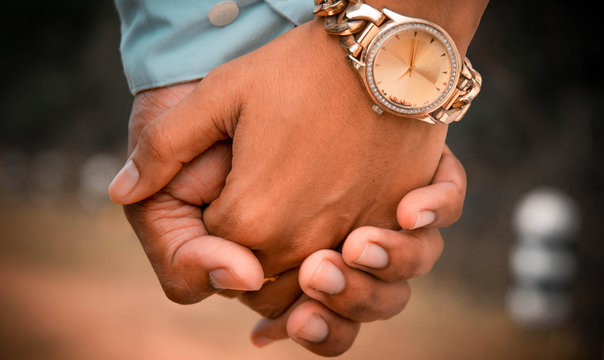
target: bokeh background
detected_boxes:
[1,1,602,359]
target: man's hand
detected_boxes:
[118,82,265,302]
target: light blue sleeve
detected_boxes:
[114,0,315,94]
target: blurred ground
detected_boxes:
[0,1,603,359]
[0,200,587,360]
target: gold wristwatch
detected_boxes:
[314,0,482,124]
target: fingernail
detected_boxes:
[251,336,274,348]
[309,259,345,295]
[108,158,139,201]
[295,313,328,343]
[354,241,388,269]
[209,268,253,291]
[412,210,436,229]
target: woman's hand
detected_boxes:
[250,145,466,356]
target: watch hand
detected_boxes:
[397,67,412,81]
[409,39,416,66]
[409,39,418,75]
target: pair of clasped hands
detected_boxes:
[108,11,477,356]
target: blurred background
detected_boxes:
[0,1,602,359]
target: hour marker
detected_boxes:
[436,87,441,91]
[430,38,435,44]
[414,31,417,37]
[375,63,381,67]
[440,53,446,57]
[377,81,382,84]
[442,71,448,74]
[395,34,400,40]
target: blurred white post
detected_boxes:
[506,187,580,327]
[78,153,122,212]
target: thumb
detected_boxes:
[109,74,240,204]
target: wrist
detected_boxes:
[362,0,488,56]
[310,0,484,124]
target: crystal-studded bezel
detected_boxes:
[363,20,461,117]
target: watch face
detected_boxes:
[365,22,459,116]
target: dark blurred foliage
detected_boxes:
[445,1,603,355]
[0,1,131,154]
[0,0,602,357]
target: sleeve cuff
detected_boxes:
[116,0,316,94]
[263,0,315,25]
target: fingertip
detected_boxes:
[396,197,420,230]
[251,335,274,348]
[287,307,329,344]
[226,252,265,292]
[342,227,389,270]
[299,250,345,296]
[205,246,264,291]
[173,236,264,293]
[108,158,139,204]
[286,301,360,356]
[250,319,277,348]
[398,180,464,229]
[410,210,436,230]
[209,267,262,291]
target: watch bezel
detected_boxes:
[362,17,462,118]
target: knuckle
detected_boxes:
[159,268,211,305]
[157,247,213,305]
[349,226,383,243]
[451,203,464,224]
[318,344,353,357]
[160,279,197,305]
[383,282,411,319]
[337,285,385,322]
[205,198,272,248]
[398,243,431,280]
[231,207,263,236]
[345,282,410,321]
[203,64,230,84]
[309,323,359,357]
[346,299,378,321]
[138,123,173,165]
[441,182,465,225]
[386,249,423,281]
[397,234,441,280]
[398,257,423,279]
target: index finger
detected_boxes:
[109,68,241,205]
[341,226,444,282]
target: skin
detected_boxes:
[109,0,487,356]
[114,17,447,277]
[116,81,466,356]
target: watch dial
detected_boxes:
[366,23,458,115]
